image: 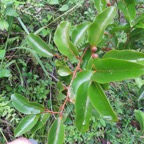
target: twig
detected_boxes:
[60,60,81,115]
[44,109,60,115]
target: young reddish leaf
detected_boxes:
[31,113,50,134]
[69,70,93,102]
[11,93,44,114]
[14,114,40,137]
[103,50,144,65]
[75,81,92,132]
[54,21,78,61]
[27,33,53,57]
[88,82,118,121]
[91,58,144,83]
[88,6,116,46]
[47,117,64,144]
[71,22,90,46]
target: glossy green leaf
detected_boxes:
[0,50,5,59]
[94,0,106,13]
[88,82,118,121]
[109,24,130,33]
[15,114,40,137]
[0,68,11,78]
[27,33,53,57]
[100,83,109,90]
[134,110,144,131]
[47,117,64,144]
[58,67,72,77]
[81,48,91,69]
[71,22,90,46]
[75,81,92,132]
[131,15,144,27]
[31,113,50,134]
[103,50,144,65]
[118,0,136,24]
[54,21,78,61]
[125,0,136,21]
[55,60,72,76]
[69,70,93,101]
[11,93,44,114]
[88,6,116,46]
[91,58,144,83]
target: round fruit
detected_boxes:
[91,46,97,52]
[92,53,98,59]
[107,3,111,6]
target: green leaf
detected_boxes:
[88,6,116,46]
[93,0,106,13]
[54,21,78,61]
[110,24,130,33]
[71,22,90,46]
[138,91,144,101]
[134,110,144,131]
[31,113,50,134]
[0,50,6,60]
[91,58,144,83]
[0,68,11,78]
[75,81,92,132]
[100,83,109,90]
[59,4,69,11]
[55,60,72,76]
[27,33,53,57]
[124,0,136,21]
[81,48,91,69]
[58,67,72,77]
[103,50,144,65]
[69,70,93,101]
[131,15,144,27]
[88,82,118,121]
[118,0,136,24]
[48,117,64,144]
[0,19,9,31]
[14,114,40,137]
[47,0,59,5]
[129,28,144,43]
[11,93,44,114]
[5,7,18,17]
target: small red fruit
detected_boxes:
[107,3,111,6]
[106,0,111,6]
[92,53,98,59]
[91,46,97,52]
